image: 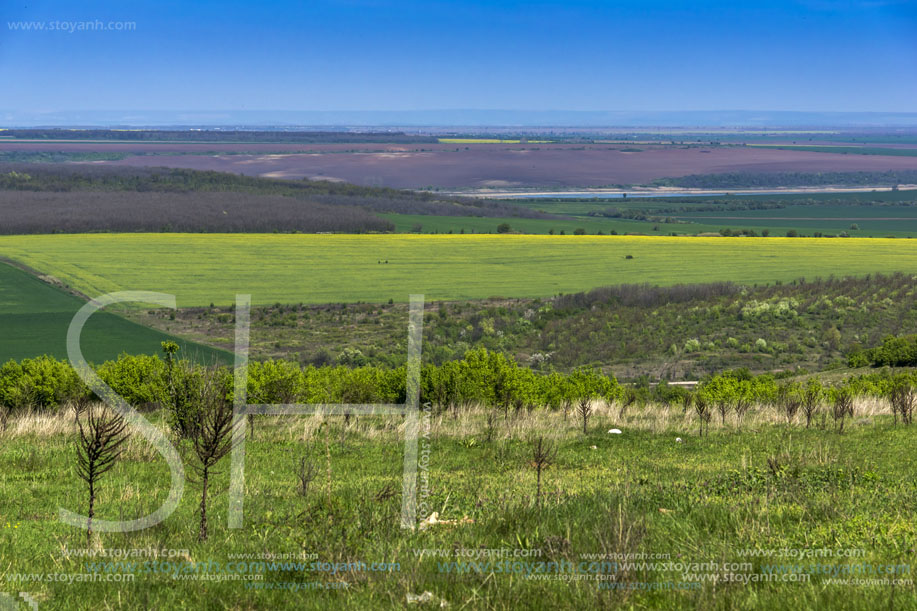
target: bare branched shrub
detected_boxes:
[577,398,593,434]
[716,400,731,427]
[734,398,752,426]
[529,436,557,509]
[296,455,317,497]
[75,403,129,544]
[484,410,498,443]
[618,389,637,422]
[889,380,915,426]
[681,393,693,416]
[777,385,801,425]
[187,369,240,542]
[831,387,855,433]
[694,396,711,436]
[801,381,823,429]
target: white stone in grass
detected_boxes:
[676,437,684,443]
[590,445,598,450]
[607,428,622,434]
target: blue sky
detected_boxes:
[1,0,915,113]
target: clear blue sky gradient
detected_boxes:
[2,0,915,112]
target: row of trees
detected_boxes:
[0,348,622,429]
[0,129,438,144]
[3,349,916,434]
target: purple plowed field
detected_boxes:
[6,140,917,188]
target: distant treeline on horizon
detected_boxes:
[0,129,438,144]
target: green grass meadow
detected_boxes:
[1,405,915,609]
[3,234,917,308]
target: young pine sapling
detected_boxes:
[529,436,557,509]
[188,369,240,542]
[75,403,129,544]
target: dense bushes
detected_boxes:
[848,334,917,368]
[0,356,85,410]
[3,349,915,433]
[96,355,168,407]
[0,348,619,417]
[150,273,917,377]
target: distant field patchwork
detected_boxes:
[1,234,916,308]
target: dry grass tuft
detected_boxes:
[5,409,75,438]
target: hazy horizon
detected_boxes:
[4,109,917,129]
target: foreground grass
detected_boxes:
[2,234,917,307]
[1,402,915,609]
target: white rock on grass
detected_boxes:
[607,429,622,434]
[676,437,684,443]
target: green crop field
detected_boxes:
[0,262,229,363]
[1,234,917,308]
[506,191,917,237]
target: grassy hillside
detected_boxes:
[0,262,228,363]
[129,274,917,379]
[1,234,917,307]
